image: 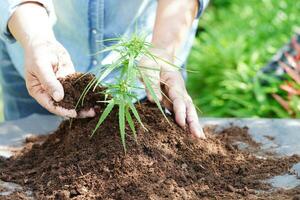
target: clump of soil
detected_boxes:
[1,73,300,199]
[54,73,106,111]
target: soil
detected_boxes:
[1,73,300,200]
[54,73,106,111]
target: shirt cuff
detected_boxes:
[0,0,56,43]
[196,0,209,18]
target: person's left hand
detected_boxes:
[139,49,205,139]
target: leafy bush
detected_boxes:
[187,0,300,117]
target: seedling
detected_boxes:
[77,33,181,152]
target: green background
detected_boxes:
[187,0,300,118]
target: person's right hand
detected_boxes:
[24,39,96,118]
[24,39,79,117]
[7,2,94,118]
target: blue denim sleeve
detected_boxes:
[0,0,56,43]
[197,0,210,18]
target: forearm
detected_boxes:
[8,2,55,49]
[152,0,198,60]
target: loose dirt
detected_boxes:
[1,73,300,200]
[54,73,106,112]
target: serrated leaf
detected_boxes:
[125,107,137,140]
[90,100,115,137]
[144,49,181,70]
[93,58,123,91]
[127,55,135,82]
[128,99,146,130]
[76,76,98,109]
[141,73,170,124]
[96,37,122,43]
[119,99,126,152]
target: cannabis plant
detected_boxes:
[78,33,178,151]
[272,38,300,117]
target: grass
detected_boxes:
[187,0,300,118]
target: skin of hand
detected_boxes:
[8,2,94,118]
[140,0,206,138]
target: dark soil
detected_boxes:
[54,73,106,111]
[1,73,300,200]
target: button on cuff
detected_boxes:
[92,29,97,34]
[92,60,98,66]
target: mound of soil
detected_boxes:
[1,73,300,200]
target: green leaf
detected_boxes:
[144,49,182,71]
[90,100,115,137]
[128,99,146,130]
[95,37,122,43]
[125,107,137,140]
[76,76,98,109]
[93,57,124,91]
[140,72,170,124]
[92,44,123,56]
[119,99,126,152]
[127,55,135,82]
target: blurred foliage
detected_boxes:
[271,52,300,118]
[210,0,232,8]
[187,0,300,117]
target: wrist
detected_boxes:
[149,47,174,63]
[23,32,56,51]
[153,48,175,61]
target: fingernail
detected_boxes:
[199,127,206,139]
[194,126,206,139]
[53,91,62,102]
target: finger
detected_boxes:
[166,80,187,127]
[173,97,186,128]
[55,51,76,78]
[78,108,96,118]
[36,60,65,102]
[31,86,77,118]
[186,100,206,139]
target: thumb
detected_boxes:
[36,61,64,102]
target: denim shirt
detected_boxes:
[0,0,209,120]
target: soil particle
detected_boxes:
[1,73,300,199]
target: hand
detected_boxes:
[24,39,95,118]
[139,49,205,139]
[8,2,94,118]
